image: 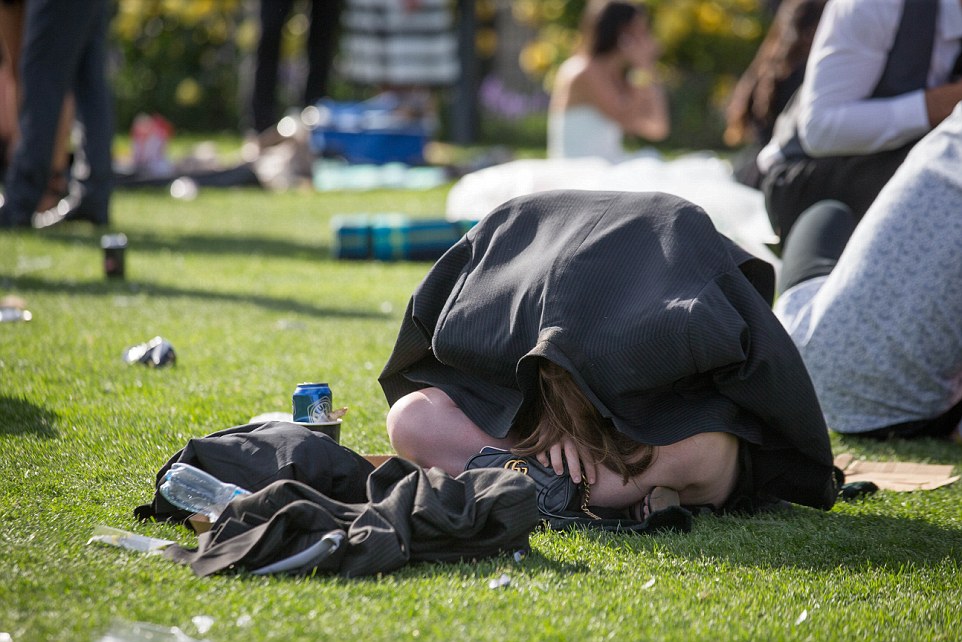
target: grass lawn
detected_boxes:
[1,182,962,641]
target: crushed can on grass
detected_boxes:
[123,336,176,368]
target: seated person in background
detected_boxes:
[757,0,962,243]
[547,0,669,162]
[774,103,962,441]
[380,190,838,518]
[724,0,827,189]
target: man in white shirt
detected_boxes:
[757,0,962,243]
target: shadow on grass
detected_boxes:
[833,432,962,466]
[38,228,333,262]
[6,275,389,320]
[313,549,588,584]
[0,395,59,438]
[609,508,962,572]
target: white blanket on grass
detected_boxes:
[445,153,781,270]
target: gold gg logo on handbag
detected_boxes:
[503,459,529,474]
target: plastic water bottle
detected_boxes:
[159,463,250,521]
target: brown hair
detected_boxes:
[581,1,649,57]
[724,0,827,146]
[513,360,653,483]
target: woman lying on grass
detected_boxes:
[380,190,838,519]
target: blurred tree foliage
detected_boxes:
[110,0,771,148]
[111,0,250,133]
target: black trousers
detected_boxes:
[777,199,855,295]
[3,0,112,223]
[251,0,343,133]
[762,141,915,244]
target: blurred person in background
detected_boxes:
[0,0,113,229]
[337,0,459,128]
[723,0,827,189]
[251,0,344,135]
[547,0,669,162]
[757,0,962,244]
[0,0,75,215]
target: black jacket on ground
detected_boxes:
[135,421,540,577]
[163,457,540,578]
[379,190,838,511]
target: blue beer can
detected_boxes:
[292,382,333,423]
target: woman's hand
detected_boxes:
[537,437,597,485]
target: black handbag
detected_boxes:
[465,446,587,519]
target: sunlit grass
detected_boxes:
[1,184,961,641]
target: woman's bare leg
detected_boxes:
[0,2,24,163]
[386,387,517,476]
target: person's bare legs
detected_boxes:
[386,387,517,476]
[0,3,72,210]
[0,1,24,165]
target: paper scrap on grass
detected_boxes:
[192,616,214,635]
[488,574,511,589]
[87,525,174,554]
[834,454,959,491]
[98,620,207,642]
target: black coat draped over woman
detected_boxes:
[380,190,837,511]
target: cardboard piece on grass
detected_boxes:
[834,453,959,492]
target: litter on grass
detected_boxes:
[190,617,213,635]
[98,619,207,642]
[834,453,959,491]
[123,336,176,368]
[87,525,174,554]
[488,574,511,589]
[0,295,32,323]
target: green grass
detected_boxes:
[2,184,962,641]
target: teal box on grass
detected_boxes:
[331,215,373,260]
[371,216,461,262]
[332,215,480,262]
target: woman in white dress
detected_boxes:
[547,1,669,162]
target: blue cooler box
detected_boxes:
[311,100,427,165]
